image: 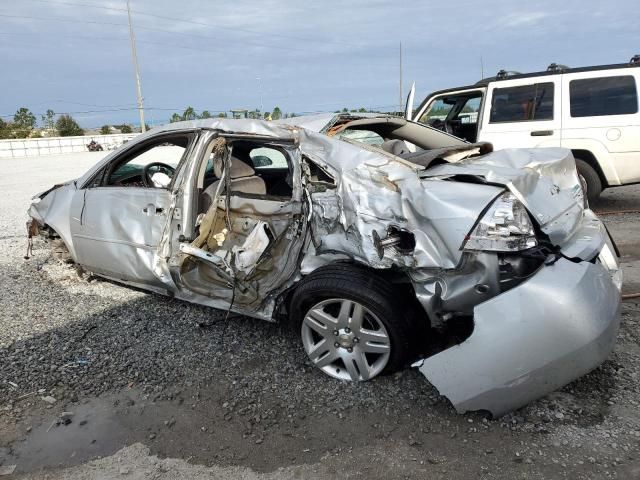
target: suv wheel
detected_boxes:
[575,158,602,204]
[289,264,415,381]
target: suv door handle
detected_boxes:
[530,130,553,136]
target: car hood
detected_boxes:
[421,148,586,247]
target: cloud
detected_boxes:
[497,11,549,28]
[1,0,639,126]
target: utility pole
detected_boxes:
[126,0,146,132]
[399,41,403,114]
[480,55,484,79]
[256,76,263,116]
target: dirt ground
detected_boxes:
[1,152,639,479]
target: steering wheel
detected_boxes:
[429,118,456,135]
[142,162,176,187]
[447,118,462,135]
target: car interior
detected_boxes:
[325,116,479,167]
[198,140,293,214]
[418,94,483,143]
[98,135,191,188]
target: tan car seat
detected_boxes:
[200,156,266,212]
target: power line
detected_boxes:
[21,0,389,51]
[0,14,311,54]
[0,30,299,62]
[1,104,399,120]
[0,107,139,119]
[27,0,127,13]
[26,99,138,108]
[0,106,234,119]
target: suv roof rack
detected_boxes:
[547,63,569,73]
[495,69,522,80]
[473,56,638,86]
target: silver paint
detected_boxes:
[416,257,621,417]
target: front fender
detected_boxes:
[28,183,78,261]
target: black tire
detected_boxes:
[289,263,416,377]
[575,158,602,204]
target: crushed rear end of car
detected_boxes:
[413,148,622,416]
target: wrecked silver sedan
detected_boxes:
[28,114,622,416]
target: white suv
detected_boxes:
[412,56,640,201]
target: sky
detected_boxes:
[1,0,639,128]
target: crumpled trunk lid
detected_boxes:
[421,148,585,247]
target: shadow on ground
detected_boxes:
[0,257,630,477]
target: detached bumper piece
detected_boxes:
[417,256,621,417]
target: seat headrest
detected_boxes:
[381,139,409,155]
[213,156,256,179]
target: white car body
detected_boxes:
[413,57,640,195]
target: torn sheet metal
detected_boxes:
[423,148,585,246]
[232,221,271,273]
[417,257,621,417]
[298,129,503,269]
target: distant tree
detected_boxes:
[170,113,182,123]
[14,107,36,128]
[41,109,56,133]
[31,130,43,138]
[120,124,133,134]
[341,107,349,113]
[200,110,212,119]
[0,118,9,139]
[358,107,367,113]
[100,125,111,135]
[217,112,228,118]
[271,106,282,120]
[263,111,271,121]
[12,129,29,139]
[14,107,36,137]
[55,114,84,136]
[182,106,197,121]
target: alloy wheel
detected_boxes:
[301,298,391,381]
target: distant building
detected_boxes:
[230,109,249,119]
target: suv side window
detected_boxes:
[458,97,481,125]
[490,82,554,123]
[569,76,638,117]
[419,98,455,125]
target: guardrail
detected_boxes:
[0,133,138,158]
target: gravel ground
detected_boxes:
[1,153,640,479]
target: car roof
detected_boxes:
[474,60,639,86]
[414,59,640,115]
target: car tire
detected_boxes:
[575,158,602,204]
[289,264,415,381]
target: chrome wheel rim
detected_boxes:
[301,298,391,381]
